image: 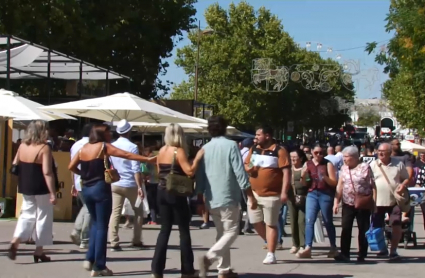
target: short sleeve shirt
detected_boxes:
[245,144,290,197]
[370,158,409,207]
[340,163,374,206]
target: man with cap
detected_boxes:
[109,119,145,251]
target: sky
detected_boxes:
[160,0,392,99]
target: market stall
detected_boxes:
[400,140,425,156]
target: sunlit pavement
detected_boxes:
[0,211,424,278]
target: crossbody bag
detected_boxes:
[376,161,410,212]
[165,148,193,196]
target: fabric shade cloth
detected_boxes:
[0,37,127,80]
[0,89,76,121]
[40,92,207,124]
[400,140,425,153]
[111,122,249,137]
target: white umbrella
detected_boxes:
[400,140,425,153]
[0,89,76,121]
[40,92,206,124]
[113,122,206,134]
[116,121,246,136]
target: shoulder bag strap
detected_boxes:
[377,161,395,195]
[170,148,177,174]
[33,144,47,163]
[101,142,109,170]
[348,167,357,193]
[292,166,296,196]
[97,143,105,158]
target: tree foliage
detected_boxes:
[356,107,381,127]
[0,0,197,99]
[169,1,354,130]
[366,0,425,128]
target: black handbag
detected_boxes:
[10,147,20,176]
[10,164,19,176]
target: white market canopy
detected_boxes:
[0,36,128,80]
[400,140,425,153]
[112,121,245,136]
[0,89,76,121]
[41,92,207,124]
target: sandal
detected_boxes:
[8,243,17,261]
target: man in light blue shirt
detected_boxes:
[70,124,92,249]
[109,120,144,251]
[325,154,343,179]
[196,116,253,278]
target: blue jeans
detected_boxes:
[305,189,336,248]
[82,180,113,271]
[278,204,288,244]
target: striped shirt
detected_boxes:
[245,144,290,197]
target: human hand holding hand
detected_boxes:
[148,156,157,164]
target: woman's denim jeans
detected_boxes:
[82,180,112,271]
[305,189,336,248]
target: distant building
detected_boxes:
[349,98,399,129]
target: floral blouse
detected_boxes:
[341,163,375,206]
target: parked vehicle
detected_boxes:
[351,132,369,145]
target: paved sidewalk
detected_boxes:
[0,211,424,278]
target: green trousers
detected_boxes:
[288,199,306,248]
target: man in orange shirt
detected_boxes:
[244,125,291,264]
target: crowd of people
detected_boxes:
[5,117,425,277]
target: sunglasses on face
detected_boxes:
[313,151,323,155]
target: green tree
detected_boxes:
[169,78,195,100]
[170,1,354,129]
[0,0,196,99]
[356,107,381,127]
[366,0,425,129]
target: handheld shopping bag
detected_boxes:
[366,215,386,252]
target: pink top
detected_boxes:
[341,163,374,206]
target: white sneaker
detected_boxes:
[80,242,88,249]
[262,252,277,264]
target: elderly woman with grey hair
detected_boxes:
[333,146,376,262]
